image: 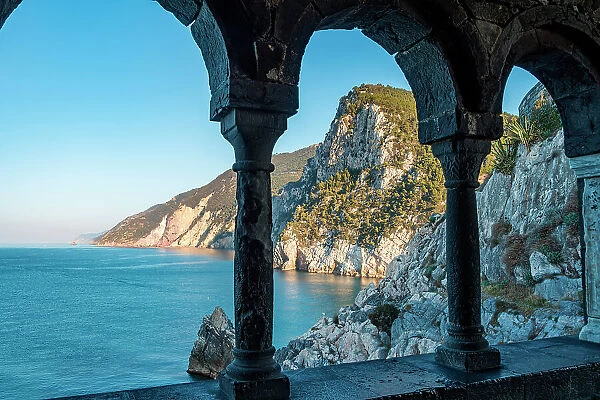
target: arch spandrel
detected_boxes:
[166,0,494,139]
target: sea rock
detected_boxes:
[187,307,234,379]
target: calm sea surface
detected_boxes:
[0,245,376,399]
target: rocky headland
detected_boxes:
[273,85,445,278]
[188,306,235,379]
[183,83,581,375]
[96,85,445,281]
[274,125,583,369]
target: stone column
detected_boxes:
[431,138,501,371]
[218,108,290,400]
[569,154,600,343]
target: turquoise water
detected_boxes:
[0,245,375,399]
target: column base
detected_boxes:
[219,347,290,400]
[435,345,501,371]
[219,371,290,400]
[579,317,600,343]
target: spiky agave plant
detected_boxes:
[491,137,519,175]
[506,116,539,153]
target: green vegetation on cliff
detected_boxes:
[490,89,562,176]
[285,84,445,249]
[272,145,318,195]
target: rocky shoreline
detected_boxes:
[275,130,584,369]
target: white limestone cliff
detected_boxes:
[275,131,584,369]
[273,86,442,278]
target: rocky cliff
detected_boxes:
[96,146,316,248]
[276,118,583,369]
[273,84,445,278]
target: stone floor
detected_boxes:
[59,336,600,400]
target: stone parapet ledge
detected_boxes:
[58,336,600,400]
[569,153,600,344]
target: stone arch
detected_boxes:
[274,0,494,144]
[493,11,600,157]
[490,7,600,346]
[0,0,23,29]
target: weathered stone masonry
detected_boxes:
[2,1,599,399]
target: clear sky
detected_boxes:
[0,0,539,243]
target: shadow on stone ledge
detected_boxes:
[58,336,600,399]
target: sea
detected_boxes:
[0,245,377,399]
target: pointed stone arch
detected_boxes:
[274,0,498,144]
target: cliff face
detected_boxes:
[384,130,580,298]
[273,85,445,278]
[96,146,316,249]
[96,85,444,261]
[276,119,583,369]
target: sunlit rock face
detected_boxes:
[96,170,238,249]
[273,85,444,278]
[276,129,585,369]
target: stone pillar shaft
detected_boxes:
[219,108,290,400]
[445,182,486,350]
[432,138,500,371]
[233,169,275,353]
[569,155,600,343]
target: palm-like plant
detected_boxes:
[506,116,539,153]
[491,137,519,175]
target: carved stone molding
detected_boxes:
[211,79,299,122]
[431,138,491,188]
[221,108,288,170]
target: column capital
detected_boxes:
[211,79,299,122]
[568,153,600,179]
[221,108,288,171]
[430,138,491,189]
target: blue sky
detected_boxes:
[0,0,538,243]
